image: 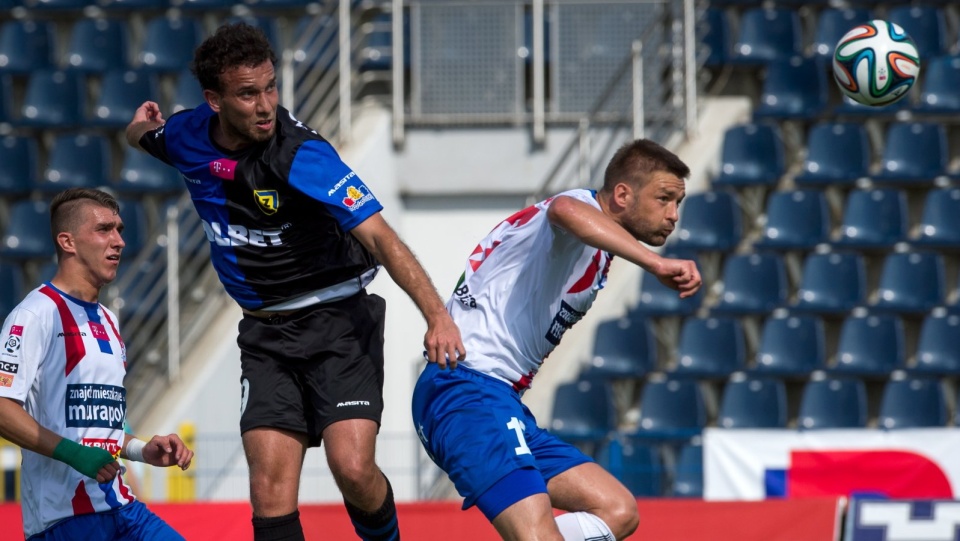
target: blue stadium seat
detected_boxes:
[0,73,12,126]
[914,312,960,375]
[873,123,949,185]
[753,314,826,377]
[97,0,166,9]
[794,122,870,187]
[118,146,183,194]
[117,199,149,257]
[634,249,703,316]
[225,16,281,56]
[712,252,788,315]
[1,200,53,259]
[886,5,947,61]
[596,439,662,497]
[798,373,867,429]
[0,263,24,319]
[833,313,905,376]
[701,8,729,67]
[139,17,203,73]
[171,69,204,113]
[39,134,111,193]
[169,0,232,10]
[92,69,160,127]
[584,316,655,379]
[833,189,908,250]
[357,12,395,73]
[913,188,960,247]
[793,252,867,315]
[20,69,85,129]
[712,123,785,187]
[753,56,828,119]
[730,8,802,66]
[915,55,960,114]
[872,251,946,314]
[0,19,56,73]
[754,190,829,250]
[718,372,787,428]
[670,191,741,251]
[0,136,38,197]
[21,0,90,10]
[672,441,703,497]
[632,376,706,441]
[549,377,617,443]
[63,18,129,73]
[247,0,315,7]
[672,316,745,379]
[812,8,873,62]
[878,374,947,429]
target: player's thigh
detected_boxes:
[547,461,635,516]
[322,418,379,474]
[490,493,564,541]
[28,513,117,541]
[242,426,308,481]
[118,501,185,541]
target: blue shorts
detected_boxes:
[412,363,591,514]
[28,501,184,541]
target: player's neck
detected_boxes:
[49,270,101,304]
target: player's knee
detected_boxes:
[329,455,378,494]
[604,495,640,539]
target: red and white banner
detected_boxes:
[704,428,960,501]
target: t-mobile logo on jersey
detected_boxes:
[545,301,585,346]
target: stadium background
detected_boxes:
[0,0,957,539]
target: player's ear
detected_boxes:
[204,89,221,113]
[612,182,633,211]
[56,232,76,254]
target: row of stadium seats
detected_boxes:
[0,0,319,12]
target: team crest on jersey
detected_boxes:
[254,190,279,215]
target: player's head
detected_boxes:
[192,22,279,148]
[599,139,690,246]
[50,188,125,288]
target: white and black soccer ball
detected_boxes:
[832,19,920,106]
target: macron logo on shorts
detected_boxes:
[336,400,370,407]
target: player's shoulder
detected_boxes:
[4,287,55,326]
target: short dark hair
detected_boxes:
[191,22,277,92]
[50,188,120,255]
[602,139,690,192]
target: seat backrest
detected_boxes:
[672,191,741,251]
[754,314,825,376]
[21,69,85,127]
[171,69,204,113]
[0,19,55,73]
[794,252,866,314]
[596,439,662,497]
[797,122,870,184]
[672,441,703,497]
[140,17,203,73]
[0,262,24,319]
[64,18,128,72]
[879,375,947,429]
[118,146,183,194]
[755,56,828,118]
[549,377,617,441]
[118,198,149,257]
[674,316,745,378]
[915,312,960,374]
[40,134,111,193]
[0,136,39,195]
[798,374,867,429]
[813,8,873,59]
[587,316,655,378]
[834,314,905,375]
[878,122,948,180]
[915,188,960,246]
[636,377,706,438]
[886,5,946,61]
[702,8,729,66]
[93,69,160,126]
[758,189,830,249]
[918,55,960,111]
[635,249,703,316]
[1,200,53,259]
[835,189,907,248]
[874,251,945,313]
[733,8,802,63]
[718,373,787,428]
[714,252,788,314]
[715,123,785,186]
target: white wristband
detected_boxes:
[125,438,146,463]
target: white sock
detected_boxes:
[555,511,615,541]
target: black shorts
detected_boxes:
[237,291,386,447]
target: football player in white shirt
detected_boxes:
[413,139,701,541]
[0,188,194,540]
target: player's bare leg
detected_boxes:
[548,462,639,540]
[243,427,309,540]
[491,493,565,541]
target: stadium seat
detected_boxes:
[872,123,949,185]
[914,311,960,375]
[139,17,204,73]
[672,316,745,379]
[584,316,655,379]
[117,146,183,194]
[549,377,617,443]
[915,55,960,114]
[753,56,828,119]
[225,15,281,56]
[63,18,129,73]
[794,122,870,187]
[872,251,946,314]
[118,199,149,258]
[1,200,53,259]
[833,189,908,250]
[596,439,662,497]
[798,373,867,429]
[247,0,315,7]
[812,8,873,63]
[632,376,706,441]
[168,0,233,10]
[730,8,802,66]
[712,123,785,187]
[753,314,826,377]
[0,73,12,126]
[913,188,960,247]
[670,191,741,251]
[20,69,85,129]
[634,249,703,316]
[92,69,160,127]
[886,5,947,61]
[718,372,787,428]
[878,374,947,429]
[39,134,111,193]
[754,190,829,250]
[357,12,395,73]
[171,69,204,113]
[0,136,38,197]
[20,0,89,10]
[701,8,729,67]
[0,262,24,319]
[833,313,905,376]
[792,252,867,315]
[97,0,166,9]
[672,441,703,497]
[712,252,788,315]
[0,19,56,73]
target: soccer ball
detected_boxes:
[832,19,920,106]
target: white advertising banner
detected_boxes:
[704,428,960,501]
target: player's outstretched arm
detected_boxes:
[0,397,120,483]
[547,195,702,298]
[123,434,194,470]
[125,101,166,151]
[351,212,466,369]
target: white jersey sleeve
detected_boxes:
[0,306,50,402]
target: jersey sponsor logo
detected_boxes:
[254,189,279,215]
[0,360,19,374]
[82,438,121,458]
[209,158,237,181]
[342,186,375,212]
[327,171,357,197]
[336,400,371,407]
[0,373,13,387]
[201,220,283,247]
[65,384,126,429]
[57,331,87,338]
[10,325,22,336]
[545,300,585,346]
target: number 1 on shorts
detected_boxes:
[506,417,531,456]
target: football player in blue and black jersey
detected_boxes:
[124,23,464,541]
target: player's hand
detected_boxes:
[133,101,165,125]
[424,313,466,370]
[653,256,702,299]
[96,461,122,484]
[142,434,194,470]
